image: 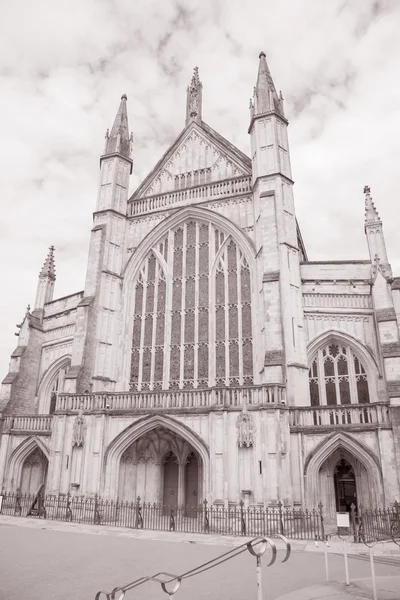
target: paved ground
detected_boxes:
[0,518,399,600]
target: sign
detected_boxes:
[0,495,3,514]
[336,512,350,528]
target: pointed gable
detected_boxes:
[131,121,251,200]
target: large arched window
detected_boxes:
[130,220,254,390]
[38,359,70,414]
[309,343,370,406]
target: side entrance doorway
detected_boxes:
[334,458,357,513]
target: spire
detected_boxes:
[39,246,56,281]
[103,94,132,159]
[186,67,202,127]
[253,51,284,117]
[364,185,382,227]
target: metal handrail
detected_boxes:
[94,535,291,599]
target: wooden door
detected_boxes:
[163,453,178,511]
[185,453,198,517]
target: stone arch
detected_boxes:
[123,206,257,284]
[6,436,50,491]
[307,329,379,376]
[307,330,379,406]
[37,354,71,413]
[103,414,210,500]
[304,432,383,512]
[118,206,260,390]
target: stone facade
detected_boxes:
[1,55,400,525]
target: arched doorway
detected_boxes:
[117,426,202,506]
[20,447,48,495]
[334,459,357,513]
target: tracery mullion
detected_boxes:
[224,245,230,385]
[193,222,199,388]
[163,231,174,389]
[209,225,217,385]
[149,259,160,389]
[348,351,358,404]
[180,225,187,387]
[237,253,244,385]
[317,350,326,405]
[333,358,340,406]
[138,264,148,390]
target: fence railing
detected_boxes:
[128,176,252,216]
[56,384,286,412]
[289,403,391,429]
[351,502,400,543]
[2,415,53,433]
[0,492,324,540]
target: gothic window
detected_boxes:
[308,343,370,406]
[129,221,254,390]
[48,364,69,414]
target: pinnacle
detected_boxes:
[364,185,381,225]
[186,66,203,126]
[190,67,201,87]
[253,51,284,116]
[104,95,131,159]
[39,246,56,280]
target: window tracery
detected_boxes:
[308,343,370,406]
[130,220,254,390]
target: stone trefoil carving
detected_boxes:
[72,402,86,447]
[237,404,255,448]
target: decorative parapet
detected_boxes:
[127,176,252,217]
[302,293,372,309]
[44,324,75,343]
[3,415,53,434]
[56,384,286,413]
[289,403,391,431]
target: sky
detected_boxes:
[0,0,400,379]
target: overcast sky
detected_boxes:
[1,0,399,379]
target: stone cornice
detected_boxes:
[263,271,280,283]
[376,308,397,323]
[382,344,400,358]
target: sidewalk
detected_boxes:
[274,577,400,600]
[1,514,400,558]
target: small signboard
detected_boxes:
[336,512,350,528]
[0,495,3,514]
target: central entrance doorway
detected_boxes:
[334,459,357,513]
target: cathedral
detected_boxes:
[1,53,400,525]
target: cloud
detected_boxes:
[1,0,400,379]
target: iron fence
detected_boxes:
[351,502,400,543]
[0,491,325,540]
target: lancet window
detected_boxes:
[308,343,370,406]
[130,220,254,390]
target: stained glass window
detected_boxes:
[308,343,370,406]
[129,221,254,390]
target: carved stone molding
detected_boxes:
[381,342,400,358]
[376,308,397,323]
[305,314,369,323]
[263,271,280,283]
[387,380,400,397]
[264,350,284,366]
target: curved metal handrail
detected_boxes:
[95,535,291,599]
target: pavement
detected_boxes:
[0,515,399,600]
[1,514,399,556]
[274,578,400,599]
